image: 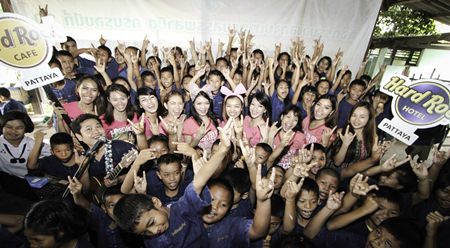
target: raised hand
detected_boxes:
[94,58,106,74]
[380,154,410,172]
[432,145,450,166]
[119,149,139,169]
[280,129,295,147]
[326,191,345,210]
[292,160,317,178]
[240,139,255,165]
[284,178,304,200]
[133,170,147,194]
[349,173,379,196]
[192,152,208,175]
[338,125,356,146]
[33,130,46,143]
[67,176,82,196]
[38,4,48,18]
[322,126,337,146]
[194,122,211,142]
[218,117,234,147]
[117,41,126,55]
[228,25,236,38]
[99,34,107,45]
[233,116,244,138]
[256,165,275,201]
[128,114,145,136]
[426,211,449,234]
[361,195,379,214]
[410,155,428,180]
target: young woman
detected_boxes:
[135,87,163,138]
[60,75,105,121]
[243,91,272,147]
[101,84,138,142]
[0,111,51,177]
[270,105,306,169]
[183,91,218,152]
[333,101,379,179]
[302,95,337,147]
[159,91,185,136]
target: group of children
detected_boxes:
[0,14,449,248]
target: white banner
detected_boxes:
[10,0,382,73]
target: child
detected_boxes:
[336,79,366,129]
[224,167,253,218]
[48,58,78,104]
[326,187,402,248]
[262,195,285,248]
[69,178,140,248]
[113,121,233,247]
[270,79,292,123]
[202,164,274,247]
[315,167,340,204]
[366,217,423,248]
[55,50,77,79]
[159,66,179,101]
[27,132,79,179]
[1,111,51,177]
[267,165,285,194]
[206,70,225,118]
[24,199,94,248]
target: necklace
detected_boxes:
[104,139,113,174]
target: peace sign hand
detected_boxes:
[128,114,145,135]
[410,155,429,180]
[256,164,275,201]
[380,154,410,172]
[326,191,345,211]
[284,178,304,200]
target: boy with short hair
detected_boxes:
[336,79,367,129]
[27,132,79,179]
[202,164,275,247]
[114,120,234,247]
[68,179,142,248]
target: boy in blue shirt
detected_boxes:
[336,79,367,129]
[27,132,79,179]
[224,168,253,219]
[202,164,275,247]
[114,119,235,247]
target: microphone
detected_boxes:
[84,136,107,156]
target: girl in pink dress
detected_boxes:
[136,87,163,139]
[243,91,272,147]
[183,91,218,152]
[271,105,306,170]
[302,95,337,147]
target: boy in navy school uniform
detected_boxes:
[113,120,235,248]
[68,181,142,248]
[202,164,275,248]
[325,186,402,248]
[336,79,367,129]
[27,132,79,180]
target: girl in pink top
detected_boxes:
[159,91,185,137]
[302,95,337,147]
[271,105,306,169]
[101,84,138,142]
[136,87,163,138]
[220,83,247,140]
[182,91,218,152]
[243,91,272,147]
[57,76,105,132]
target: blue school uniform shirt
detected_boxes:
[324,218,368,248]
[37,155,79,179]
[206,215,253,248]
[337,98,355,129]
[51,79,78,103]
[105,58,119,79]
[146,169,194,207]
[212,93,224,119]
[89,203,130,248]
[143,182,211,248]
[229,197,254,219]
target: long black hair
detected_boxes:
[191,91,218,127]
[104,84,135,125]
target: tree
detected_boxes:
[374,5,437,38]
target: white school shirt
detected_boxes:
[0,135,51,178]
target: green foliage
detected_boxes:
[374,5,437,38]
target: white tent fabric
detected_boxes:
[10,0,382,73]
